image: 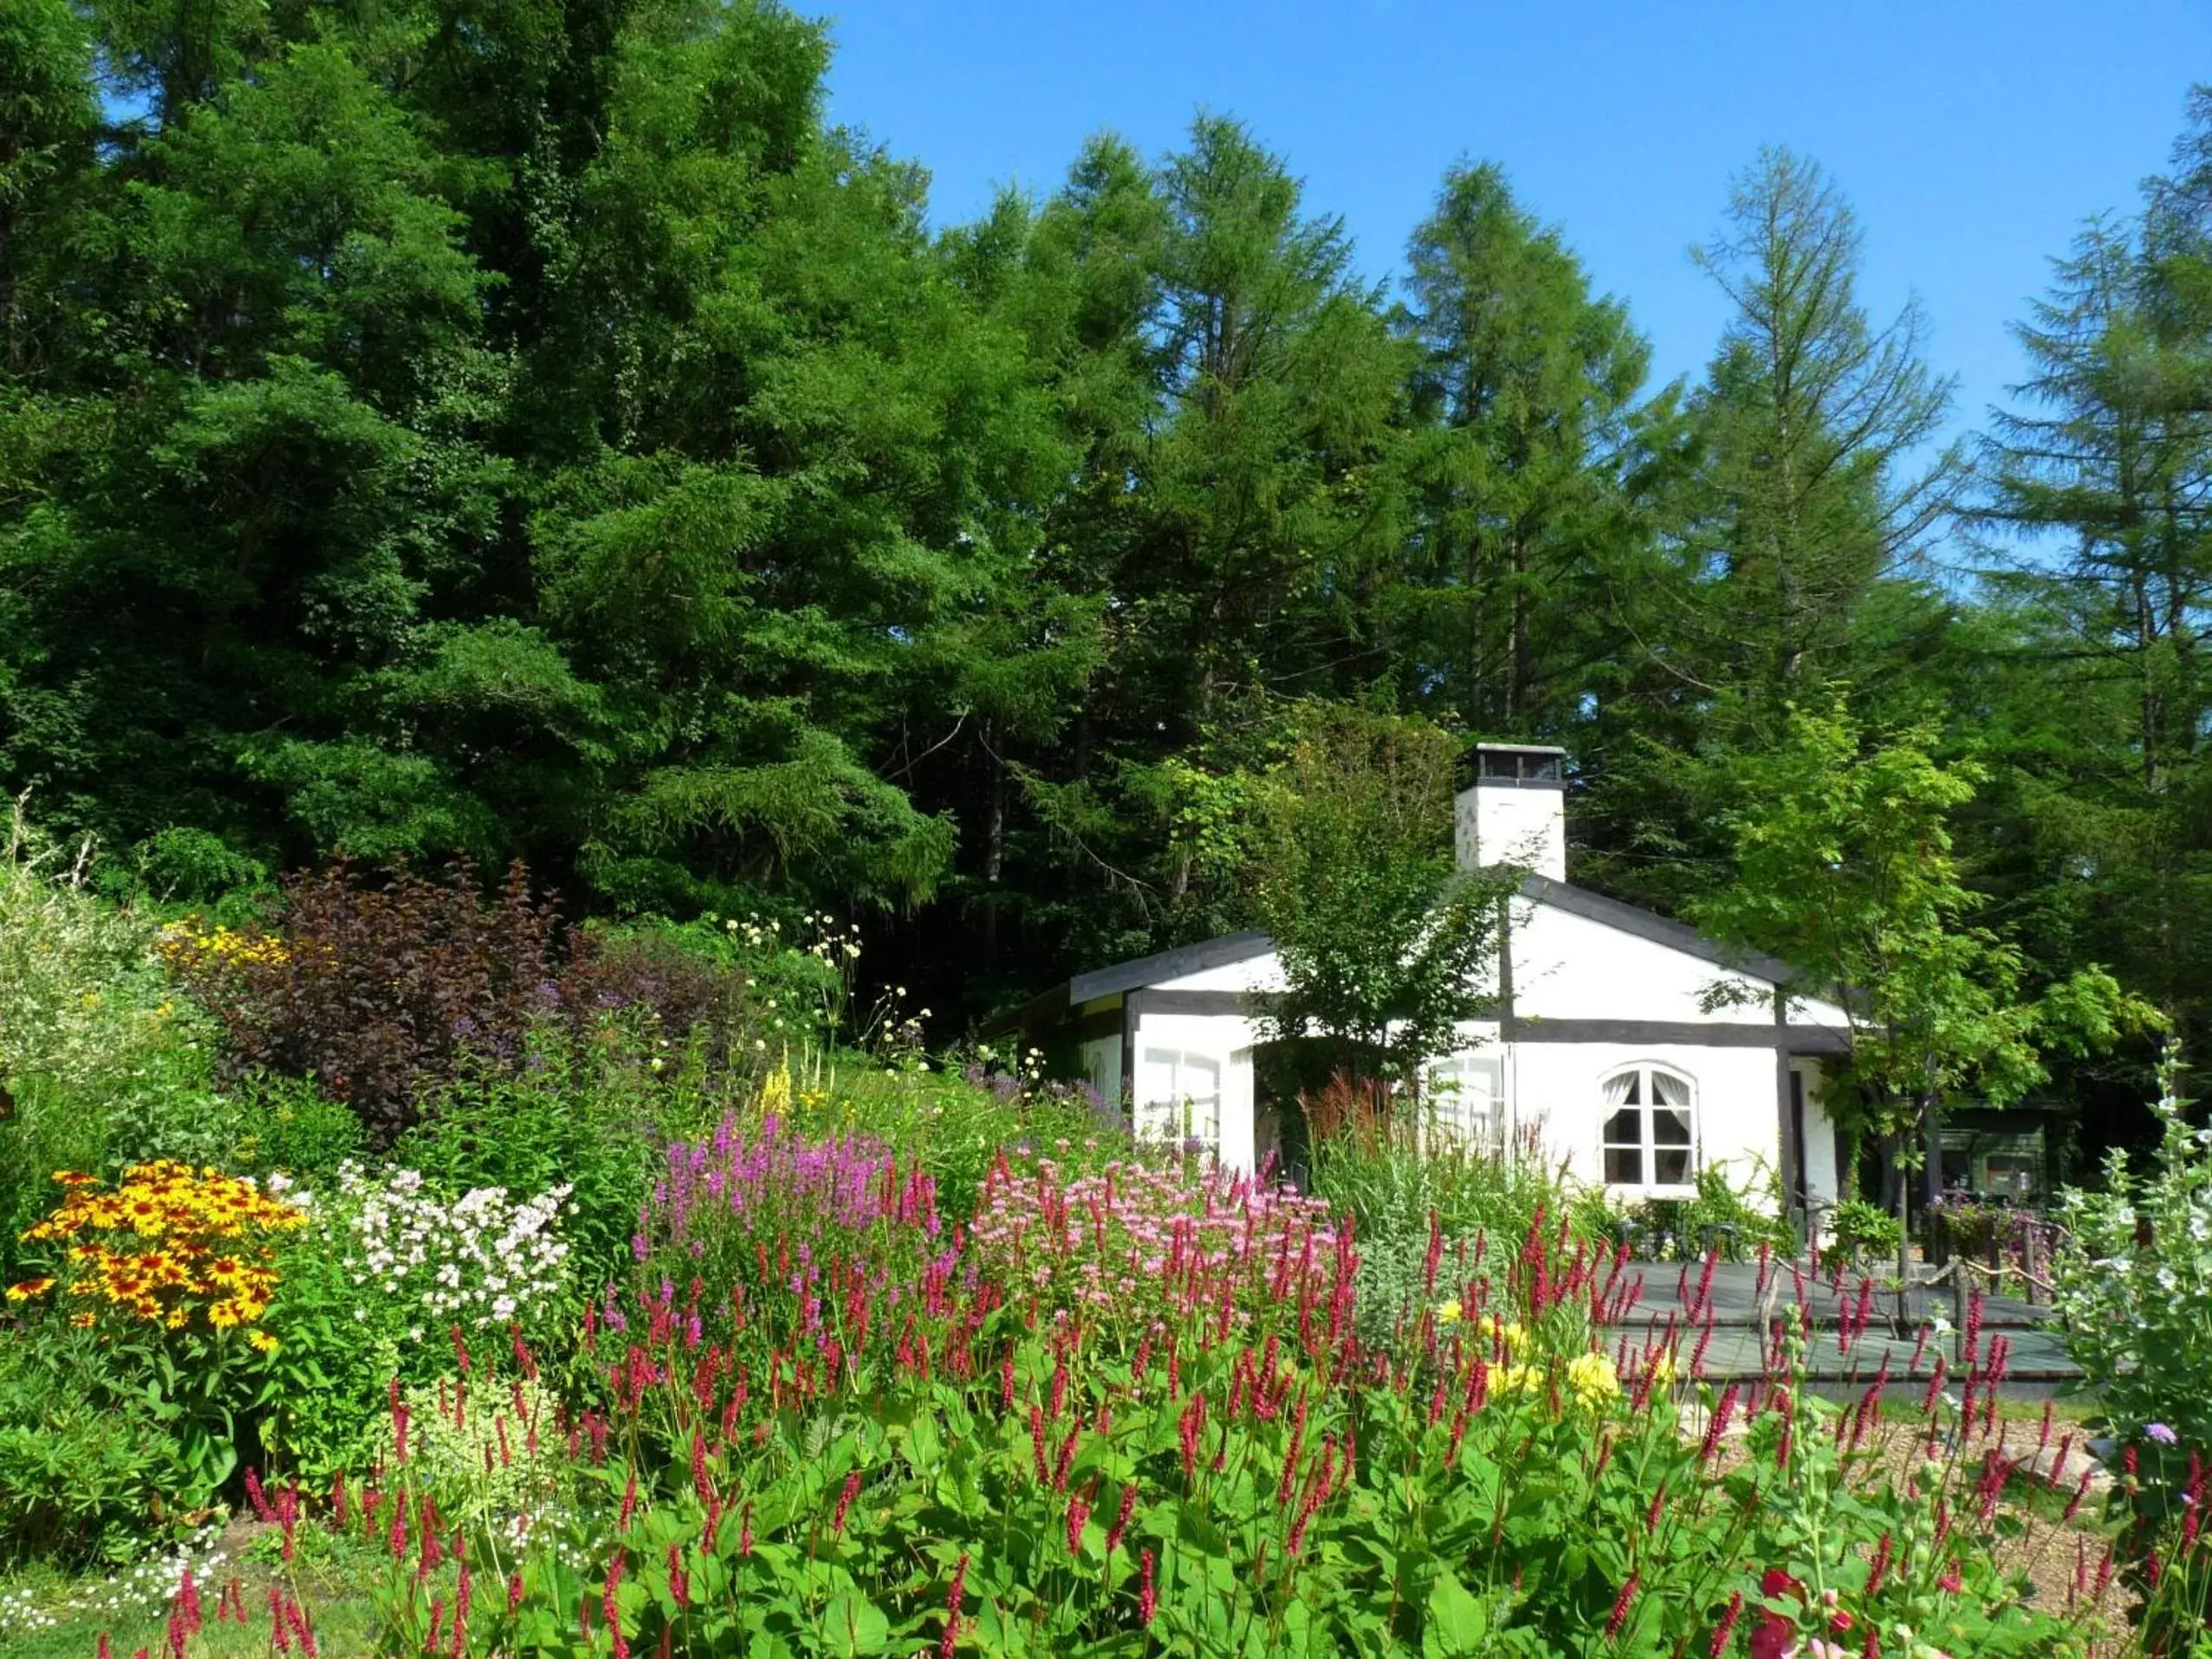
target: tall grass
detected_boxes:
[1301,1073,1605,1247]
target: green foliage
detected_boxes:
[1697,698,2157,1247]
[1307,1124,1584,1254]
[395,1053,658,1286]
[1395,160,1657,734]
[362,1376,570,1534]
[0,808,235,1278]
[1631,1163,1794,1261]
[0,1326,194,1567]
[320,1144,2083,1659]
[2052,1046,2212,1470]
[1823,1198,1905,1275]
[1243,705,1511,1081]
[788,1060,1109,1226]
[2050,1048,2212,1649]
[1684,149,1962,703]
[265,1155,581,1476]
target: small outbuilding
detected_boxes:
[1002,744,1854,1227]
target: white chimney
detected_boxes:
[1455,743,1567,881]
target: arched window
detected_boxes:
[1600,1065,1696,1189]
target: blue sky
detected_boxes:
[821,1,2209,460]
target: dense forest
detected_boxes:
[3,0,2208,1154]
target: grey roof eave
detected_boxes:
[1066,929,1275,1003]
[982,929,1277,1039]
[989,876,1837,1040]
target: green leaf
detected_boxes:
[1424,1566,1489,1656]
[821,1589,890,1656]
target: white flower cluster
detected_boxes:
[329,1162,574,1332]
[0,1521,229,1636]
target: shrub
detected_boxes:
[360,1374,569,1535]
[161,860,571,1144]
[397,1051,660,1285]
[8,1163,302,1342]
[0,808,230,1280]
[263,1161,576,1477]
[2053,1049,2212,1578]
[165,861,772,1148]
[4,1161,306,1510]
[556,919,760,1081]
[801,1056,1112,1223]
[1304,1077,1591,1249]
[0,1325,197,1566]
[1823,1196,1904,1274]
[1632,1163,1794,1261]
[327,1163,574,1336]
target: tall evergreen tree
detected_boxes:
[1394,162,1658,738]
[1579,150,1965,916]
[1978,94,2212,1050]
[1684,147,1961,703]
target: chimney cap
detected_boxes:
[1460,742,1567,790]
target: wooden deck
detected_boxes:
[1593,1261,2082,1399]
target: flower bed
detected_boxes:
[86,1141,2143,1657]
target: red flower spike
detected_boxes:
[1106,1483,1139,1555]
[1708,1591,1742,1657]
[604,1552,629,1659]
[941,1552,969,1659]
[1604,1573,1638,1642]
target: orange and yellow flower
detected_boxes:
[155,923,289,969]
[12,1161,303,1343]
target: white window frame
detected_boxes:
[1424,1051,1504,1154]
[1136,1048,1223,1157]
[1599,1063,1698,1195]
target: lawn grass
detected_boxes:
[2,1529,384,1658]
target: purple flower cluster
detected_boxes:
[635,1113,941,1265]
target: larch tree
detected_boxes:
[1686,147,1961,703]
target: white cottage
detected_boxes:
[1005,743,1853,1226]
